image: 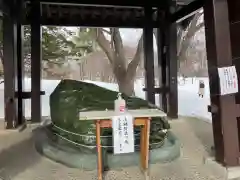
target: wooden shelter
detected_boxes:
[1,0,240,167]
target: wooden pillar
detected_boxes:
[159,2,178,119]
[16,0,25,126]
[204,0,240,166]
[143,6,155,104]
[3,0,17,128]
[228,0,240,156]
[157,8,167,113]
[167,2,178,119]
[167,20,178,119]
[30,0,41,122]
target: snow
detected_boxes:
[0,77,212,123]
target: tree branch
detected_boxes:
[101,28,111,35]
[106,28,128,81]
[91,28,114,64]
[109,28,114,50]
[112,28,126,68]
[177,11,204,57]
[177,26,184,52]
[126,34,143,78]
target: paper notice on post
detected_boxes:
[112,114,134,154]
[218,66,238,95]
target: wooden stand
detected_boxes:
[95,117,151,180]
[79,109,166,180]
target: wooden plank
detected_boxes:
[99,118,149,128]
[79,109,166,121]
[31,0,168,8]
[24,5,157,28]
[142,87,169,94]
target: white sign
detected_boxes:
[112,114,135,154]
[218,66,238,95]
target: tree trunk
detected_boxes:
[117,75,135,96]
[0,50,4,81]
[93,28,143,96]
[112,55,138,96]
[113,64,135,96]
[0,50,3,66]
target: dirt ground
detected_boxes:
[0,117,226,180]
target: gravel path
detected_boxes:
[0,118,225,180]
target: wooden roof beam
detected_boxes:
[27,0,150,8]
[171,0,203,23]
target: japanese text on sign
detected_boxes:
[112,114,134,154]
[218,66,238,95]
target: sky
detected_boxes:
[65,26,205,52]
[64,27,159,49]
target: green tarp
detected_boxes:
[49,79,170,152]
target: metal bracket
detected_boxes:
[208,104,218,113]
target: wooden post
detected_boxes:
[30,0,42,122]
[143,6,155,104]
[204,0,240,166]
[141,118,150,179]
[140,123,146,168]
[228,0,240,158]
[16,0,25,126]
[96,120,103,180]
[3,0,17,128]
[158,2,178,119]
[166,1,178,119]
[157,8,167,113]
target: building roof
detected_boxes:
[25,0,196,7]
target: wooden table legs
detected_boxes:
[96,120,103,180]
[95,118,151,180]
[140,118,151,180]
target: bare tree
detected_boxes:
[90,10,204,96]
[91,28,143,96]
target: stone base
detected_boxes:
[34,125,181,170]
[204,157,240,180]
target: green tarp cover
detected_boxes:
[49,79,170,153]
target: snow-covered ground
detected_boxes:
[0,77,212,123]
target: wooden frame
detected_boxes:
[95,117,151,180]
[204,0,240,166]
